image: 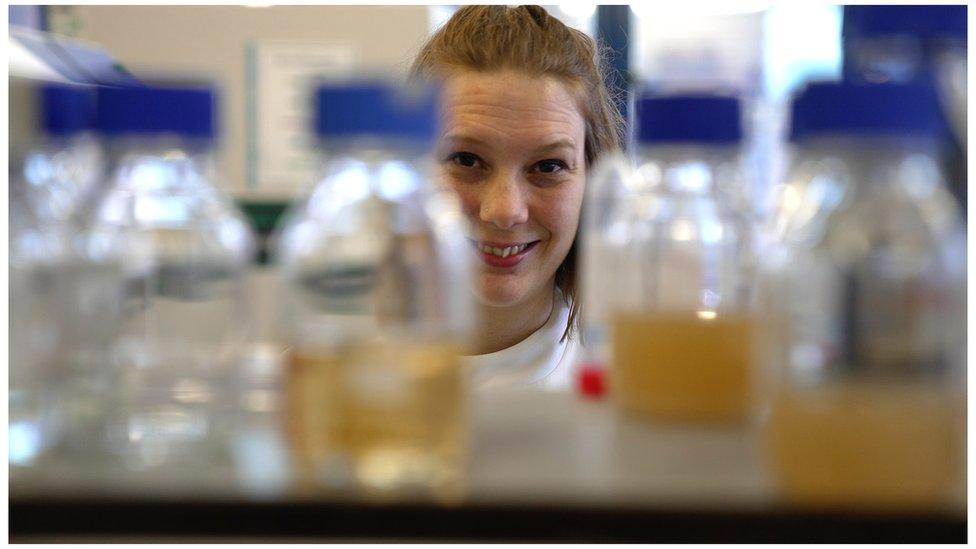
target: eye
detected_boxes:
[534,159,570,174]
[446,152,483,169]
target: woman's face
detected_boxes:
[436,70,587,309]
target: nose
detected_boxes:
[479,173,529,230]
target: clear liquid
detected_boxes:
[115,263,243,371]
[285,339,466,495]
[10,263,59,466]
[103,370,230,470]
[612,312,753,423]
[11,260,126,466]
[765,382,961,510]
[105,261,244,469]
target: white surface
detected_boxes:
[468,389,776,508]
[9,36,72,82]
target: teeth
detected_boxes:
[476,242,530,257]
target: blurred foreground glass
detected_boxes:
[9,165,78,467]
[86,84,256,470]
[10,83,123,469]
[843,5,966,84]
[584,93,755,423]
[22,84,104,225]
[275,82,472,496]
[759,80,966,510]
[842,5,967,205]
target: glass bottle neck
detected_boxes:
[792,135,944,188]
[40,130,100,149]
[106,134,214,163]
[795,134,939,158]
[634,143,741,196]
[318,135,431,163]
[106,134,216,194]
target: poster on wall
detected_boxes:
[246,40,355,197]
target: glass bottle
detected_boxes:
[9,159,66,468]
[842,5,967,206]
[22,83,104,226]
[275,81,472,495]
[10,84,123,471]
[759,79,966,510]
[842,5,966,88]
[585,93,755,423]
[88,84,256,470]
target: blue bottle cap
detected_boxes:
[96,84,216,139]
[315,82,438,142]
[843,5,967,42]
[635,93,742,145]
[41,84,97,136]
[789,79,947,142]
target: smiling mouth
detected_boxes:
[468,239,539,265]
[475,241,534,258]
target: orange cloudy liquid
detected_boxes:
[285,339,465,493]
[611,311,753,423]
[765,382,960,510]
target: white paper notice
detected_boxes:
[246,41,355,196]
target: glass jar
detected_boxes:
[87,84,256,470]
[274,82,472,495]
[759,79,966,510]
[584,93,755,423]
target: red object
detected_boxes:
[577,362,606,398]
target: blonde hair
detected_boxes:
[410,5,625,341]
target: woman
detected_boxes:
[411,5,624,390]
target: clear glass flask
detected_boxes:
[88,84,256,470]
[275,82,472,495]
[584,93,755,423]
[759,79,966,510]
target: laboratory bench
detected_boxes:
[9,271,968,541]
[10,387,967,543]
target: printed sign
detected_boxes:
[246,41,355,196]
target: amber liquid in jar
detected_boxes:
[765,381,960,510]
[285,339,466,494]
[611,311,753,423]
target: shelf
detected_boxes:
[9,388,966,542]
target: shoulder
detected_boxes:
[525,290,579,391]
[465,289,579,392]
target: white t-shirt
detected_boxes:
[462,291,579,392]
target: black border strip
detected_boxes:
[10,498,966,543]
